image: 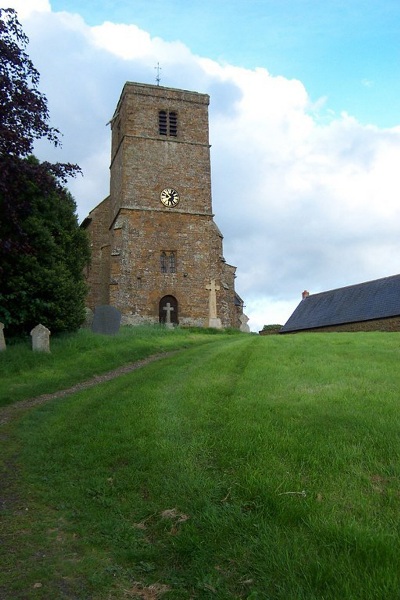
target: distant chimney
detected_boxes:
[302,290,309,300]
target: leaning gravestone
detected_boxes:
[92,305,121,335]
[0,322,6,351]
[30,323,51,352]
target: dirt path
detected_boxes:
[0,351,176,426]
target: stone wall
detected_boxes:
[106,208,238,328]
[84,197,111,307]
[84,201,240,328]
[110,84,211,221]
[282,316,400,334]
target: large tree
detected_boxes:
[0,8,90,335]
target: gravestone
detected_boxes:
[163,302,174,329]
[0,322,6,351]
[82,307,94,329]
[30,323,51,352]
[92,305,121,335]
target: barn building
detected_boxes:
[281,274,400,333]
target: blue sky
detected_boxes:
[6,0,400,331]
[49,0,400,128]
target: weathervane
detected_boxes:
[155,62,162,86]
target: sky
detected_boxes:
[4,0,400,332]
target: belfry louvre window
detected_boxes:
[169,112,177,136]
[160,251,176,273]
[159,111,167,135]
[158,110,178,137]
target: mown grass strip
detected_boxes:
[1,332,400,599]
[0,325,239,407]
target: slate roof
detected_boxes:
[281,274,400,333]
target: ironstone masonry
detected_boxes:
[82,82,246,328]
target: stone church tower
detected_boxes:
[83,82,247,329]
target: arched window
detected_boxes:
[169,252,176,273]
[160,251,167,273]
[160,251,176,273]
[159,295,178,325]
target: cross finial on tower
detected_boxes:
[155,62,162,86]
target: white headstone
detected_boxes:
[30,323,51,352]
[0,322,5,351]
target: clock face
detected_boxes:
[160,187,180,207]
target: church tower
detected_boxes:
[83,82,246,329]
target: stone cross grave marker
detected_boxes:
[92,305,121,335]
[163,302,174,329]
[0,322,6,351]
[30,323,51,352]
[206,279,222,328]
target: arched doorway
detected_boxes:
[159,295,179,325]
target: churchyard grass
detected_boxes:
[0,325,231,407]
[1,330,400,598]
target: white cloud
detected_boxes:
[4,0,50,18]
[8,2,400,332]
[246,297,299,330]
[90,21,193,64]
[90,22,154,60]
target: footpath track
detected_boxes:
[0,351,177,426]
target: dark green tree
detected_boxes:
[0,9,90,335]
[1,158,90,334]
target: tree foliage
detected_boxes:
[0,9,90,335]
[0,158,90,335]
[0,7,60,157]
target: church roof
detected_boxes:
[281,274,400,333]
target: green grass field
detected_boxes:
[1,328,400,599]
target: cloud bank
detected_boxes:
[7,0,400,331]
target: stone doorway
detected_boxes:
[159,295,179,325]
